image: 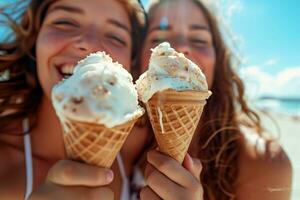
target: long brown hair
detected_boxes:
[143,0,263,199]
[0,0,146,133]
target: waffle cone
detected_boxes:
[61,117,139,168]
[145,89,210,163]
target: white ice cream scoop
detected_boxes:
[136,42,210,103]
[52,51,144,128]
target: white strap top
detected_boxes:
[23,118,145,200]
[23,118,33,200]
[117,154,130,200]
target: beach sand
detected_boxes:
[259,110,300,200]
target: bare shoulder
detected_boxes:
[236,126,293,200]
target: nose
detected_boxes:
[174,42,191,57]
[74,30,103,54]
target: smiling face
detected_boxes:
[141,0,216,88]
[36,0,132,99]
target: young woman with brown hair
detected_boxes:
[0,0,146,199]
[137,0,292,199]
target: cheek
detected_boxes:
[36,28,73,65]
[36,28,74,98]
[140,44,152,73]
[108,46,132,71]
[191,48,216,88]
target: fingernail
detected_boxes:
[106,170,114,182]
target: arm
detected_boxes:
[236,139,293,200]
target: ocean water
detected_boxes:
[255,99,300,116]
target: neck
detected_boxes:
[30,95,66,161]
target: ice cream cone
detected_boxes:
[145,89,210,163]
[61,117,140,168]
[52,52,145,168]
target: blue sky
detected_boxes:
[229,0,300,74]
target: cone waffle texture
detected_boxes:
[62,117,139,168]
[145,89,210,163]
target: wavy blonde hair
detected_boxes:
[142,0,263,199]
[0,0,146,133]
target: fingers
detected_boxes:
[144,162,155,179]
[140,186,162,200]
[145,164,185,200]
[30,182,114,200]
[182,154,202,181]
[47,160,114,186]
[147,150,199,188]
[30,160,115,199]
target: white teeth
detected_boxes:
[61,65,74,74]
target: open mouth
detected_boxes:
[56,64,75,79]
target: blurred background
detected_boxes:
[1,0,299,199]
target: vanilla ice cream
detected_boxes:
[52,52,144,128]
[136,42,210,103]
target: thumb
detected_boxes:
[183,153,202,181]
